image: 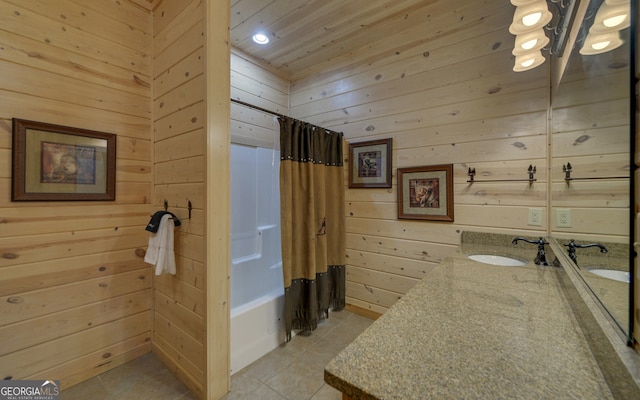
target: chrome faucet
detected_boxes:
[563,239,608,266]
[511,237,549,266]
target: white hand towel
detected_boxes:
[144,214,176,275]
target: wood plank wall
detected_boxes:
[0,0,153,388]
[231,49,290,147]
[151,1,210,398]
[289,0,551,315]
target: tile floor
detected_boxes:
[62,310,373,400]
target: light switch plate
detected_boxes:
[528,208,543,226]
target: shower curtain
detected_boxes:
[278,116,346,341]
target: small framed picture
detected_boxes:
[348,138,392,188]
[397,164,454,221]
[11,118,117,201]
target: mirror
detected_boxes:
[550,0,631,338]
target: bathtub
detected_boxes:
[230,284,285,374]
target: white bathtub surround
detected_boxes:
[230,144,285,373]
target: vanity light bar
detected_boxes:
[509,0,552,72]
[509,0,631,71]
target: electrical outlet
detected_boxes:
[528,208,543,226]
[556,208,572,228]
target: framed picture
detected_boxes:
[348,138,392,188]
[397,164,453,221]
[11,118,116,201]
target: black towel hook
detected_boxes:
[160,199,191,219]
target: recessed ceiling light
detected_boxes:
[252,33,269,44]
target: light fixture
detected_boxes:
[512,29,550,55]
[509,0,553,34]
[513,50,546,72]
[510,0,539,5]
[604,0,629,5]
[578,0,629,55]
[252,33,269,45]
[508,0,554,72]
[579,31,624,55]
[589,2,630,33]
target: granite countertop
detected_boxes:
[324,233,618,399]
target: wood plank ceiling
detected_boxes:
[230,0,515,81]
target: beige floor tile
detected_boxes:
[281,331,323,355]
[310,384,343,400]
[221,369,287,400]
[265,358,326,400]
[176,392,200,400]
[302,337,349,367]
[103,369,190,400]
[61,376,108,400]
[61,310,372,400]
[242,345,298,382]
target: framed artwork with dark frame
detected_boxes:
[348,138,392,188]
[11,118,117,201]
[397,164,454,221]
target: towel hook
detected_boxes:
[163,199,168,211]
[188,200,192,219]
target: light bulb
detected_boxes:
[521,59,535,68]
[521,39,538,50]
[510,0,538,5]
[509,1,552,35]
[591,40,611,50]
[252,33,269,44]
[513,29,549,56]
[604,15,626,28]
[605,0,629,5]
[513,50,545,72]
[590,3,630,33]
[522,12,542,26]
[580,32,623,55]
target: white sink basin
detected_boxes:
[586,269,630,283]
[467,254,527,267]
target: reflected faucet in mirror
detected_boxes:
[563,239,608,266]
[511,237,549,266]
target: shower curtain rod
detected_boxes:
[230,98,342,135]
[230,98,286,119]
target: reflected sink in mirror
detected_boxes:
[467,254,527,267]
[587,269,630,284]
